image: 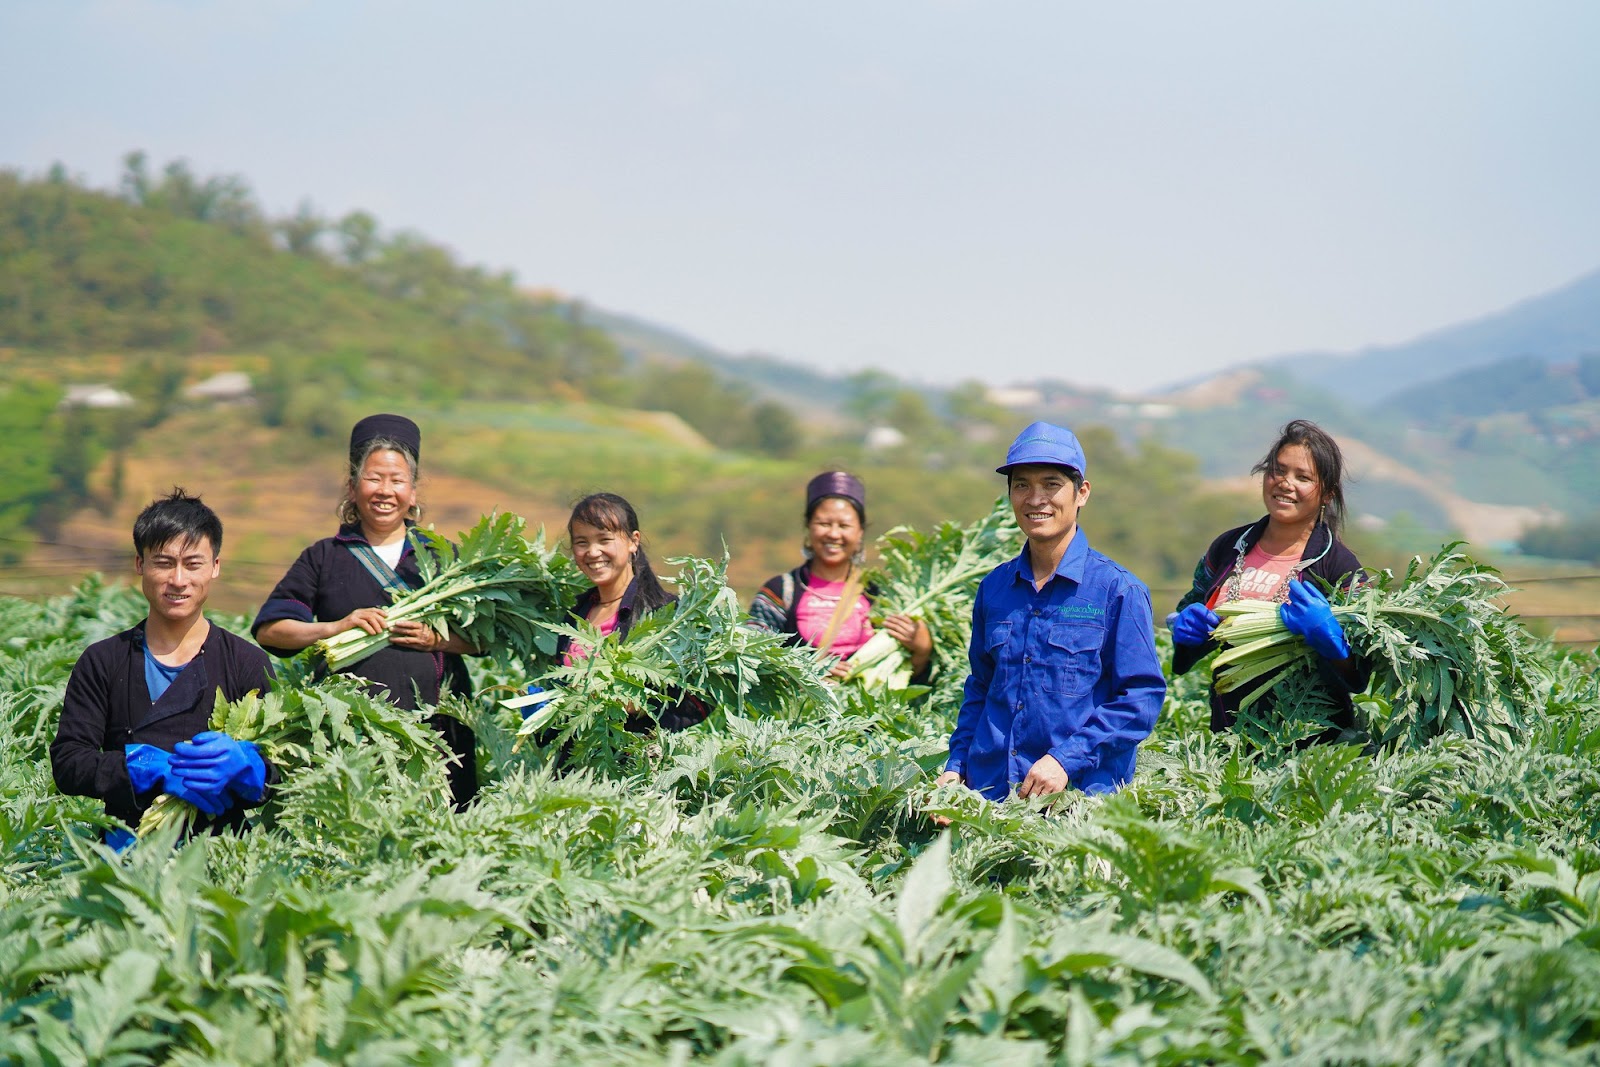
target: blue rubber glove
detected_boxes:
[521,684,546,721]
[103,828,137,854]
[1280,580,1350,661]
[161,766,229,817]
[170,731,267,802]
[124,744,172,795]
[1169,602,1221,647]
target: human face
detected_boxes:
[136,536,219,626]
[1008,465,1090,543]
[352,449,417,536]
[570,519,639,590]
[1261,443,1324,528]
[806,498,864,573]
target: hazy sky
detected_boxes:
[4,1,1598,393]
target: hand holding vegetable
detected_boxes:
[386,618,443,651]
[338,606,389,636]
[1280,580,1350,661]
[881,614,932,671]
[1170,602,1221,646]
[161,769,228,817]
[931,768,965,827]
[170,731,267,802]
[124,744,172,795]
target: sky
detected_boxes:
[4,0,1599,394]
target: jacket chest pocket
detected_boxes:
[983,621,1013,684]
[1040,622,1104,697]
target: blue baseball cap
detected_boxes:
[996,421,1087,478]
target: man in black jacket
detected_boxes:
[51,490,275,848]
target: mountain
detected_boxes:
[587,307,856,412]
[1268,267,1600,407]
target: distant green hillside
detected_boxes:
[588,307,856,412]
[0,157,623,402]
[1377,353,1600,425]
[1271,267,1600,407]
[0,156,809,545]
[0,154,1258,592]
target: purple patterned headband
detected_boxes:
[806,471,865,513]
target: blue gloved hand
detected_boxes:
[1280,580,1351,661]
[1169,602,1221,647]
[103,828,137,854]
[170,731,267,803]
[521,684,546,721]
[124,744,172,795]
[161,766,229,817]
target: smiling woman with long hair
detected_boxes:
[1168,419,1368,739]
[556,492,707,733]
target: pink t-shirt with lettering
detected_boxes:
[563,612,620,666]
[1210,543,1299,607]
[795,579,874,658]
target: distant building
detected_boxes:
[60,384,134,409]
[184,371,254,402]
[864,425,907,451]
[986,386,1044,409]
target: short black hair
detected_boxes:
[132,489,223,558]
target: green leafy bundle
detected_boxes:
[1213,544,1546,749]
[316,512,586,672]
[841,497,1021,699]
[137,675,452,837]
[515,555,839,769]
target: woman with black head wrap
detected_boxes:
[252,414,479,805]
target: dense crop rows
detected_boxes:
[2,573,1599,1064]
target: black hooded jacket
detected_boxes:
[1173,517,1368,734]
[51,621,277,830]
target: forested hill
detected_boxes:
[0,155,624,405]
[0,156,1263,605]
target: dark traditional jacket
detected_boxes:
[252,523,477,805]
[51,621,276,830]
[556,577,709,733]
[747,562,932,685]
[1172,517,1368,735]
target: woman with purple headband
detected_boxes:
[747,471,933,681]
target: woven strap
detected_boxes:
[344,541,412,600]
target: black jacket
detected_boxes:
[556,578,709,733]
[51,621,276,830]
[252,524,477,806]
[1172,517,1368,734]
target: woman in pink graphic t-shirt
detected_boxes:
[746,471,933,682]
[1167,420,1368,738]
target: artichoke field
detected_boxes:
[2,545,1599,1064]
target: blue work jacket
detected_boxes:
[945,530,1166,801]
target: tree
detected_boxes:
[0,381,64,554]
[277,200,327,257]
[748,400,802,458]
[843,369,898,425]
[337,210,381,265]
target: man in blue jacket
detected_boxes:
[938,422,1166,803]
